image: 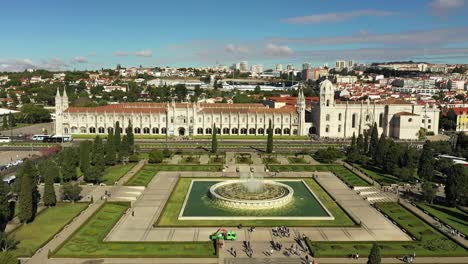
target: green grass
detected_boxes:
[10,203,88,257]
[208,156,225,164]
[287,157,308,164]
[156,177,355,227]
[267,164,336,172]
[354,164,400,185]
[125,164,223,186]
[329,166,371,187]
[179,156,200,164]
[53,203,216,258]
[306,202,467,257]
[417,203,468,236]
[262,157,280,164]
[102,163,137,185]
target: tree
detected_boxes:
[126,121,134,154]
[418,143,434,181]
[0,184,9,232]
[18,160,37,223]
[363,130,369,155]
[421,181,437,204]
[79,141,91,175]
[18,104,51,123]
[7,113,15,128]
[114,121,121,160]
[120,135,129,159]
[374,134,388,167]
[174,84,188,101]
[62,182,82,202]
[367,243,381,264]
[105,130,116,166]
[357,134,364,154]
[369,123,379,157]
[91,136,105,172]
[84,166,103,184]
[1,116,7,130]
[445,164,468,206]
[211,123,218,153]
[43,162,57,207]
[148,149,164,163]
[0,232,19,252]
[266,119,273,153]
[314,147,344,163]
[61,148,78,182]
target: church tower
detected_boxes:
[296,83,306,136]
[320,79,335,107]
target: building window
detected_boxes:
[352,114,357,128]
[223,128,229,134]
[152,127,159,134]
[249,128,256,134]
[326,114,330,121]
[275,128,281,135]
[379,113,384,127]
[161,127,167,134]
[338,125,341,132]
[143,127,150,134]
[366,115,370,122]
[428,119,431,124]
[293,129,297,135]
[107,127,113,134]
[134,127,141,134]
[338,113,342,121]
[326,100,330,107]
[283,128,290,134]
[205,128,212,134]
[80,127,86,133]
[285,118,289,122]
[428,125,431,129]
[89,127,96,133]
[408,118,412,122]
[258,128,264,134]
[98,127,105,134]
[197,128,203,134]
[170,118,174,123]
[325,125,329,133]
[232,128,239,134]
[259,118,263,123]
[216,117,219,122]
[162,117,166,122]
[224,118,228,122]
[277,118,280,123]
[251,118,254,122]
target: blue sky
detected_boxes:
[1,0,468,71]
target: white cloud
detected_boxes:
[72,56,88,63]
[283,9,399,24]
[114,51,130,57]
[0,58,69,72]
[430,0,465,14]
[225,44,250,54]
[264,43,294,56]
[270,27,468,47]
[135,49,153,57]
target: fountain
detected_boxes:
[209,172,294,209]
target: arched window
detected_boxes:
[197,127,203,134]
[80,127,86,133]
[134,127,141,134]
[379,113,384,127]
[223,128,229,134]
[249,128,256,135]
[366,115,370,122]
[89,127,96,133]
[325,125,329,133]
[161,127,167,134]
[152,127,159,134]
[64,128,69,134]
[205,128,212,134]
[98,127,105,134]
[326,114,330,121]
[258,128,265,134]
[216,128,221,134]
[352,114,357,128]
[293,129,297,135]
[338,113,342,121]
[240,128,247,134]
[283,128,290,134]
[338,125,341,133]
[143,127,150,134]
[232,128,239,134]
[326,100,330,107]
[275,128,281,135]
[107,127,113,134]
[71,126,77,134]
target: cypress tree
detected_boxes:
[418,142,434,181]
[43,163,57,207]
[105,130,116,165]
[363,130,369,155]
[79,141,91,175]
[369,123,379,157]
[114,121,121,160]
[2,116,8,129]
[126,121,134,154]
[0,183,9,231]
[61,148,77,182]
[357,134,364,154]
[120,135,129,159]
[8,112,15,128]
[374,134,387,167]
[367,243,381,264]
[92,136,106,171]
[211,123,218,153]
[266,119,273,153]
[18,160,34,223]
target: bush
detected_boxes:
[148,150,164,163]
[128,154,139,163]
[162,148,172,158]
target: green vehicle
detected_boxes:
[210,228,237,241]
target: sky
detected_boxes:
[1,0,468,71]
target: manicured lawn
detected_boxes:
[10,203,88,257]
[354,164,400,185]
[329,166,371,187]
[417,203,468,236]
[125,164,223,186]
[102,163,137,185]
[268,164,336,172]
[179,156,200,164]
[262,157,280,164]
[53,203,216,258]
[208,156,225,164]
[156,177,355,227]
[287,157,308,164]
[307,202,467,257]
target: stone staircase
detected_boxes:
[354,186,396,203]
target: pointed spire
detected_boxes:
[62,87,68,98]
[56,87,60,97]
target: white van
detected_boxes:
[0,137,11,143]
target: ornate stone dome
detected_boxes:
[320,79,334,92]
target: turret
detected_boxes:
[296,83,306,136]
[319,79,335,107]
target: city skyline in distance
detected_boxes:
[1,0,468,71]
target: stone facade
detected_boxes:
[311,80,440,140]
